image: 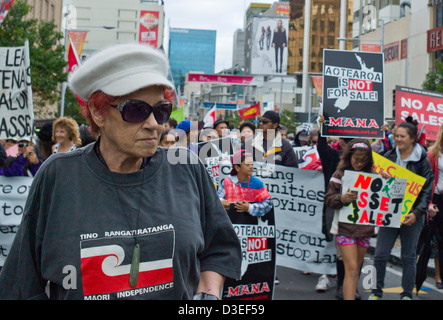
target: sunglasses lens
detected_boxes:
[117,100,172,124]
[121,100,151,123]
[153,103,172,124]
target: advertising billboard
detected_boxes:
[250,17,289,75]
[139,11,159,48]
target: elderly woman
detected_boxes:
[0,44,241,300]
[51,117,82,154]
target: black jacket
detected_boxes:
[383,144,434,219]
[246,134,298,168]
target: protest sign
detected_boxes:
[293,146,320,170]
[197,136,234,163]
[338,170,407,228]
[214,160,336,275]
[222,207,276,300]
[372,152,426,221]
[0,176,32,266]
[395,85,443,141]
[0,41,34,139]
[322,49,384,139]
[254,163,336,275]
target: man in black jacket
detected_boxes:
[245,111,297,168]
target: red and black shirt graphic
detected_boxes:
[80,226,174,299]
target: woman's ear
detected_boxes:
[88,100,104,130]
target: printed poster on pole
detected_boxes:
[0,41,34,140]
[321,49,384,139]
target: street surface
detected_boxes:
[273,255,443,300]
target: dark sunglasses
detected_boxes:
[110,100,172,124]
[260,119,271,124]
[18,143,29,148]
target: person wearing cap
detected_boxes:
[246,110,297,167]
[213,119,229,139]
[217,150,272,217]
[294,124,310,147]
[176,119,198,154]
[0,137,42,177]
[317,114,361,298]
[0,43,241,300]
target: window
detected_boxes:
[437,0,443,27]
[295,93,302,106]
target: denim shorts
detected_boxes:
[336,235,371,248]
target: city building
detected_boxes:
[26,0,63,30]
[22,1,64,121]
[356,1,430,120]
[232,28,246,70]
[286,0,354,121]
[62,0,166,57]
[288,0,354,75]
[168,28,216,94]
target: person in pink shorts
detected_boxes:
[325,139,377,300]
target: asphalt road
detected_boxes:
[273,255,443,300]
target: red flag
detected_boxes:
[67,37,86,106]
[417,124,426,147]
[239,102,261,120]
[203,105,216,128]
[0,0,15,28]
[68,37,81,73]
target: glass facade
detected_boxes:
[168,28,216,92]
[287,0,354,74]
[437,0,443,27]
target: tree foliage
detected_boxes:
[279,109,298,134]
[0,0,67,112]
[422,59,443,92]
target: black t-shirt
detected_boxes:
[0,144,241,300]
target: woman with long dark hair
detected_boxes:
[325,139,376,300]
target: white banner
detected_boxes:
[217,161,336,275]
[0,176,32,266]
[0,41,34,140]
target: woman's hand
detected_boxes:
[341,190,358,204]
[402,213,417,226]
[380,171,391,179]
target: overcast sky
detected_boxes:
[163,0,276,73]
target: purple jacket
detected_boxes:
[0,154,42,177]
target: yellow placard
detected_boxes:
[372,152,426,220]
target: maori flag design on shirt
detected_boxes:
[80,227,174,298]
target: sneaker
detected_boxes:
[316,275,332,293]
[368,294,381,300]
[401,295,412,300]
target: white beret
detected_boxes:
[69,43,174,101]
